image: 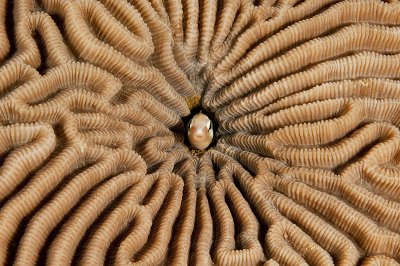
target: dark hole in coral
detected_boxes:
[252,0,262,7]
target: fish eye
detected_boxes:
[205,120,210,130]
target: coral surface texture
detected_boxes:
[0,0,400,265]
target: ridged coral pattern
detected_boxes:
[0,0,399,265]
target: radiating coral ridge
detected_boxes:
[0,0,400,265]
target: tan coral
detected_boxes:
[0,0,400,265]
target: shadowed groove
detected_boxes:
[213,1,400,84]
[164,158,197,265]
[218,52,400,123]
[13,149,146,265]
[0,123,56,201]
[213,22,400,94]
[46,172,146,266]
[0,0,10,63]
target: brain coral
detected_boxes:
[0,0,400,265]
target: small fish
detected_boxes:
[187,113,213,150]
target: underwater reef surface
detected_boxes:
[0,0,399,265]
